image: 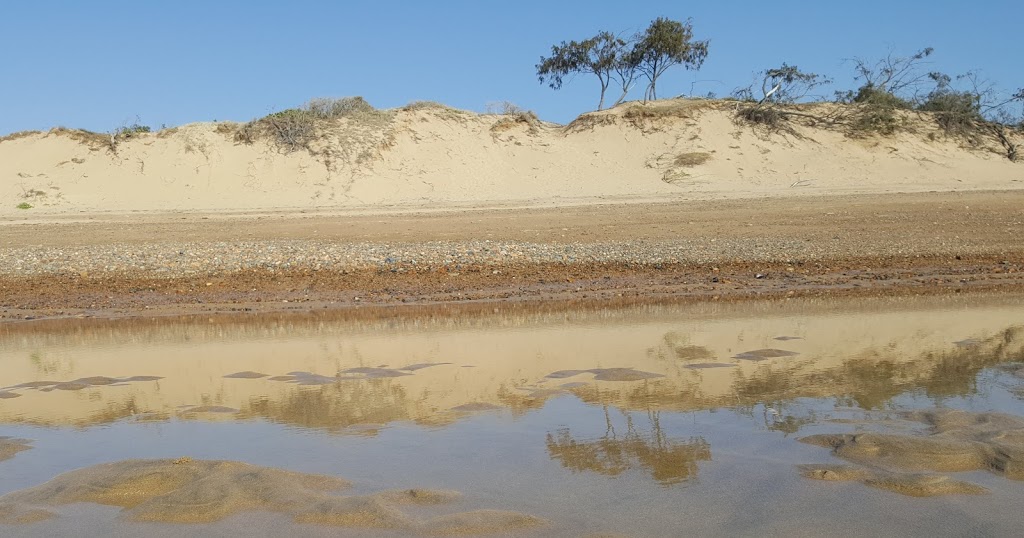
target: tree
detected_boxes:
[632,18,709,101]
[537,31,627,110]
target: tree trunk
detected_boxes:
[613,87,629,107]
[993,124,1018,161]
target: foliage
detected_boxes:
[918,72,984,136]
[848,47,935,99]
[835,47,934,136]
[536,18,708,109]
[632,17,709,101]
[734,64,831,131]
[757,64,831,104]
[537,31,627,110]
[113,122,151,139]
[16,202,33,210]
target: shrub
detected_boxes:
[236,97,383,152]
[919,89,982,136]
[113,122,151,140]
[842,87,912,136]
[738,106,785,128]
[16,202,32,210]
[404,101,448,111]
[305,96,375,118]
[843,85,913,109]
[485,101,525,115]
[490,110,541,135]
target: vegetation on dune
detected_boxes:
[717,46,1023,159]
[537,17,708,110]
[0,130,43,144]
[533,18,1019,158]
[232,96,392,154]
[3,21,1021,165]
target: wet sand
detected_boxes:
[2,191,1023,322]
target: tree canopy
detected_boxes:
[536,31,625,111]
[536,18,709,110]
[632,18,709,101]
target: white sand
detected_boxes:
[2,100,1021,216]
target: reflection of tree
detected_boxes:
[733,403,817,437]
[240,379,410,433]
[545,407,711,486]
[28,351,73,376]
[496,384,550,416]
[921,326,1024,399]
[731,326,1024,412]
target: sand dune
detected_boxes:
[2,100,1021,216]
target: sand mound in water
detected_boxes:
[421,509,547,535]
[798,464,987,497]
[0,437,32,462]
[545,368,664,382]
[0,459,544,533]
[798,409,1024,495]
[2,375,163,394]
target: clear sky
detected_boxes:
[2,0,1021,135]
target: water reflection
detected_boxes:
[546,408,711,486]
[1,296,1022,447]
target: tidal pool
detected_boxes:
[1,294,1023,536]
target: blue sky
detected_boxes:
[1,0,1021,134]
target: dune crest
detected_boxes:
[3,100,1021,215]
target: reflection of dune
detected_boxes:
[239,379,412,432]
[0,296,1021,432]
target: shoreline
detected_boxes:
[3,191,1022,323]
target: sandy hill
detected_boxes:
[2,99,1022,216]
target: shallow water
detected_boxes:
[1,294,1023,536]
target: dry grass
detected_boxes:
[490,111,541,135]
[566,100,718,133]
[0,130,42,144]
[485,101,525,115]
[402,101,472,123]
[47,127,115,151]
[155,127,179,139]
[564,113,618,133]
[214,122,240,136]
[622,100,716,124]
[403,101,450,111]
[674,152,711,167]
